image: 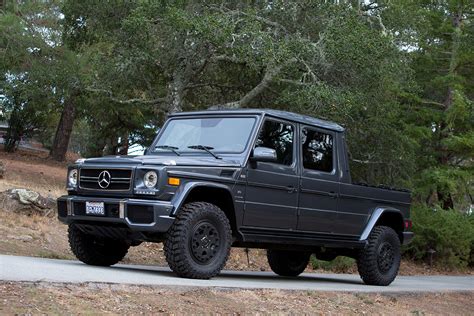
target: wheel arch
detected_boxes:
[171,182,238,237]
[360,207,404,243]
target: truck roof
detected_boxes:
[169,108,345,132]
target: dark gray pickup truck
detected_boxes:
[58,109,413,286]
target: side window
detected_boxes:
[255,120,294,165]
[302,128,334,172]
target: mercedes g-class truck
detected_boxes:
[57,109,413,286]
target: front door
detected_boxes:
[243,118,299,230]
[297,126,339,233]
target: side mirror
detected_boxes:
[144,147,150,155]
[250,147,277,163]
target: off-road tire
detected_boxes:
[357,226,401,286]
[68,224,129,266]
[267,250,311,277]
[164,202,232,279]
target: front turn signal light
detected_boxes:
[168,177,180,186]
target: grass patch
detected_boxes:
[37,250,71,260]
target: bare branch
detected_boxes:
[212,55,246,64]
[210,58,297,110]
[184,83,244,90]
[209,5,288,34]
[278,79,313,86]
[86,88,166,105]
[351,159,384,164]
[418,99,446,109]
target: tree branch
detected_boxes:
[278,78,313,86]
[184,83,244,90]
[210,5,288,34]
[86,88,166,105]
[418,99,446,109]
[212,54,246,64]
[351,159,384,164]
[210,58,296,109]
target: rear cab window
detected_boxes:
[300,126,338,179]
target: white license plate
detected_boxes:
[85,202,105,216]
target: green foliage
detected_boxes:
[310,256,356,273]
[1,0,473,267]
[404,0,474,209]
[404,205,474,268]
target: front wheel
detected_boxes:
[164,202,232,279]
[357,226,401,286]
[267,250,311,277]
[68,224,129,266]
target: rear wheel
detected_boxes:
[357,226,401,286]
[164,202,232,279]
[68,224,129,266]
[267,250,311,277]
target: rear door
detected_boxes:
[243,118,299,230]
[297,126,339,233]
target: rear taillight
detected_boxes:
[404,219,412,230]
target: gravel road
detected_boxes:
[1,254,473,292]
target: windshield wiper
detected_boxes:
[187,145,221,159]
[155,145,181,156]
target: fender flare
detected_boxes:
[170,181,235,216]
[359,207,403,241]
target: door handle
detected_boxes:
[328,191,338,199]
[286,186,297,193]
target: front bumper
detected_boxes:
[57,195,175,232]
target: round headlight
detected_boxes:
[68,169,78,186]
[144,171,158,188]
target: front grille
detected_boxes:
[79,168,132,191]
[73,201,120,218]
[127,205,154,224]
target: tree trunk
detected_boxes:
[436,9,462,210]
[118,132,129,155]
[4,106,22,153]
[49,94,77,161]
[168,80,184,114]
[167,63,188,114]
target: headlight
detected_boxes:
[143,171,158,188]
[68,169,78,186]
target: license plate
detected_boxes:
[85,202,105,216]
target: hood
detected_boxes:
[80,154,242,167]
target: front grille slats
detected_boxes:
[79,168,132,191]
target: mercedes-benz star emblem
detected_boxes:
[98,170,111,189]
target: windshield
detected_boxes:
[153,117,257,154]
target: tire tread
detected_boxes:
[267,250,310,277]
[357,225,401,286]
[68,224,129,266]
[164,202,232,279]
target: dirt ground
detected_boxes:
[1,149,473,315]
[1,281,473,315]
[0,148,473,275]
[0,149,68,197]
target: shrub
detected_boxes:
[310,255,356,273]
[403,204,474,269]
